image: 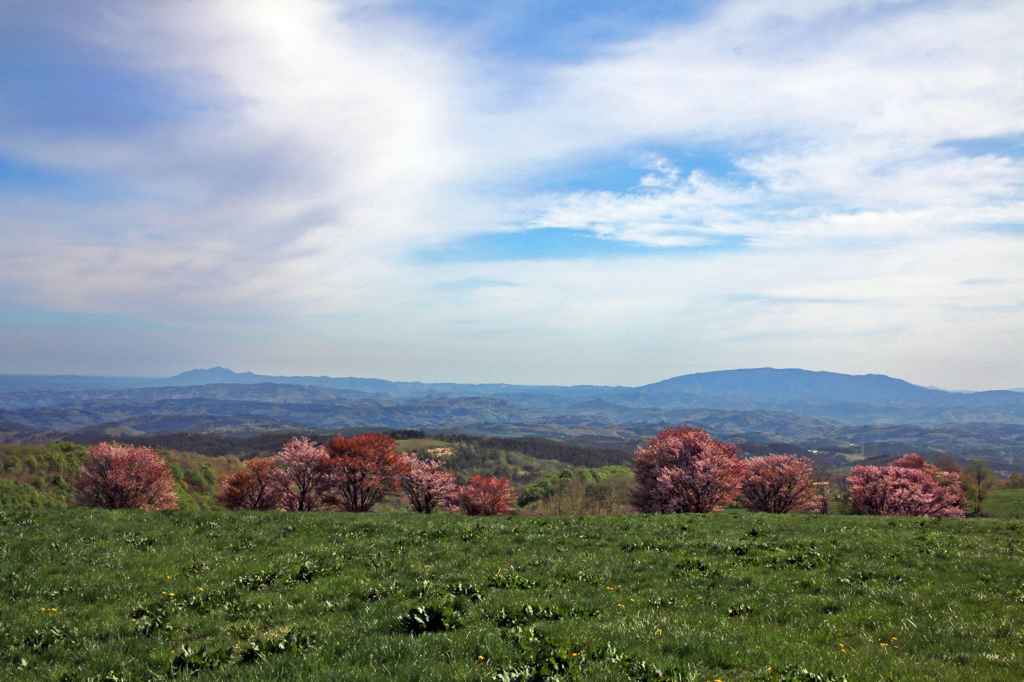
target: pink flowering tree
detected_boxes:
[631,427,748,513]
[847,465,965,517]
[75,442,178,510]
[741,454,817,513]
[456,475,517,516]
[272,437,328,511]
[399,453,457,513]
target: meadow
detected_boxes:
[2,509,1022,681]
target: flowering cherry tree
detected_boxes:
[740,454,817,513]
[456,475,517,515]
[216,458,282,510]
[400,453,457,513]
[272,437,328,511]
[847,464,965,517]
[75,442,178,510]
[631,427,748,513]
[320,433,409,512]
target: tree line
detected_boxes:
[64,425,1017,518]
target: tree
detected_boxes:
[932,455,962,474]
[1006,472,1024,489]
[847,465,964,517]
[75,442,178,510]
[216,458,281,510]
[740,455,817,513]
[457,475,517,516]
[399,453,457,513]
[631,426,747,514]
[961,459,998,512]
[321,433,408,512]
[272,437,328,511]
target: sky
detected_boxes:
[0,0,1022,390]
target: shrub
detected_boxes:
[216,458,282,510]
[457,475,517,515]
[847,465,964,517]
[741,455,817,513]
[399,453,457,513]
[631,426,747,513]
[75,442,178,510]
[320,433,409,512]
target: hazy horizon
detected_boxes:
[2,1,1022,391]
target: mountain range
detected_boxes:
[1,367,1023,465]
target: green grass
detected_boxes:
[982,488,1024,519]
[2,510,1023,681]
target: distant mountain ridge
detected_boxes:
[2,367,1024,442]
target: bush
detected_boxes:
[400,453,457,513]
[741,455,817,513]
[272,437,329,511]
[457,475,517,516]
[75,442,178,510]
[631,427,747,513]
[216,459,282,510]
[847,464,964,517]
[321,433,408,512]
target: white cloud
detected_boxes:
[0,0,1022,388]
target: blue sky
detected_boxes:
[1,0,1022,389]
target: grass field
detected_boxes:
[982,488,1024,519]
[2,509,1022,681]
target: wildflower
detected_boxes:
[169,593,174,597]
[881,643,888,647]
[478,656,484,660]
[892,637,897,641]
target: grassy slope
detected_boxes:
[1,510,1022,681]
[982,488,1024,519]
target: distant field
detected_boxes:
[2,510,1022,681]
[982,488,1024,519]
[396,439,453,452]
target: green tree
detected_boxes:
[962,459,998,512]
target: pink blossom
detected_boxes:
[75,442,178,510]
[847,464,965,517]
[741,455,817,513]
[631,427,748,513]
[272,437,329,511]
[399,453,457,513]
[456,475,517,516]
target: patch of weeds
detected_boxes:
[235,570,283,590]
[727,603,756,617]
[239,631,317,664]
[171,644,233,674]
[399,604,465,635]
[766,665,849,682]
[22,625,79,652]
[449,582,485,601]
[489,571,536,590]
[560,571,603,586]
[494,604,601,627]
[673,558,719,578]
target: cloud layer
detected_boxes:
[0,0,1022,388]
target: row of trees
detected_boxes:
[631,427,967,517]
[73,427,1005,518]
[75,435,517,515]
